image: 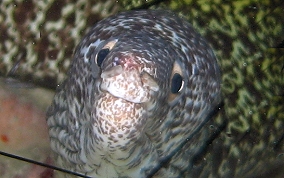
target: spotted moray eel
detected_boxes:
[46,9,221,177]
[0,1,283,177]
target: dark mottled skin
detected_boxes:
[46,10,221,177]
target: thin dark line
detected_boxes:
[6,52,24,77]
[0,151,92,178]
[146,101,224,177]
[254,1,284,25]
[131,0,170,10]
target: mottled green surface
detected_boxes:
[0,0,283,177]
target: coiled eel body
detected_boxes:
[46,9,221,177]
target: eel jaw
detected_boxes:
[92,60,159,145]
[100,63,159,103]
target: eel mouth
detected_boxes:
[93,54,160,144]
[93,62,159,147]
[100,63,159,104]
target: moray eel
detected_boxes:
[46,9,221,177]
[1,1,283,177]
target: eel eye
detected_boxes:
[168,61,184,102]
[95,40,117,67]
[90,39,118,78]
[171,73,184,93]
[96,48,110,67]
